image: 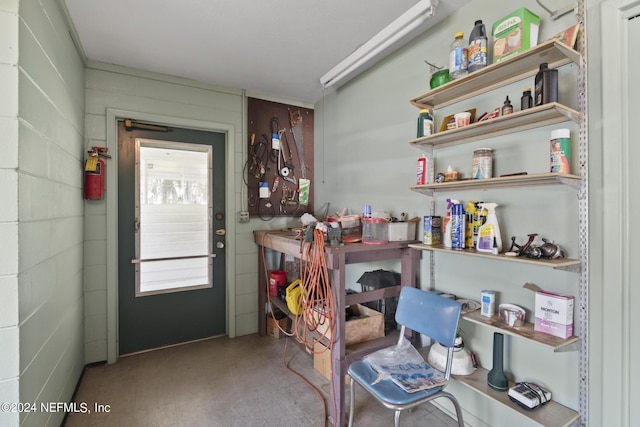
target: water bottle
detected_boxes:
[468,20,487,73]
[449,32,468,80]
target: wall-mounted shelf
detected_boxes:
[409,103,581,149]
[462,310,579,352]
[408,244,581,272]
[410,40,581,110]
[409,172,582,196]
[452,367,580,427]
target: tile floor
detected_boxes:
[64,334,460,427]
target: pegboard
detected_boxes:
[246,98,314,219]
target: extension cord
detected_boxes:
[508,383,551,409]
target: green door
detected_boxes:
[117,120,226,355]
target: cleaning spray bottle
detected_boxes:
[476,203,502,254]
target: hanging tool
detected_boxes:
[289,109,307,179]
[278,131,297,185]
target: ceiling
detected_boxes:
[63,0,464,104]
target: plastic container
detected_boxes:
[362,217,388,245]
[449,32,469,80]
[481,290,496,317]
[430,69,450,88]
[269,270,287,297]
[476,203,502,253]
[521,87,533,110]
[468,20,488,73]
[501,96,513,115]
[417,154,428,185]
[454,111,471,127]
[534,63,558,106]
[337,215,362,242]
[472,148,493,179]
[550,129,571,173]
[417,109,433,138]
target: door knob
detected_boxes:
[216,242,225,249]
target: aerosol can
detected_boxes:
[476,203,502,254]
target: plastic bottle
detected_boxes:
[521,87,533,110]
[468,20,488,73]
[450,200,465,250]
[534,63,558,106]
[443,199,455,248]
[550,129,571,174]
[465,201,477,248]
[417,109,434,138]
[417,154,428,185]
[501,96,513,115]
[449,32,469,80]
[476,203,502,254]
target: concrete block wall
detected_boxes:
[1,1,86,426]
[0,1,20,425]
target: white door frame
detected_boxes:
[594,1,639,426]
[105,108,237,364]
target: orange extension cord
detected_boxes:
[262,228,338,427]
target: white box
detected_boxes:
[534,290,574,339]
[388,222,417,242]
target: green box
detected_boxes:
[492,8,540,63]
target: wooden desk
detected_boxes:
[254,230,420,426]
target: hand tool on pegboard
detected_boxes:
[289,109,306,179]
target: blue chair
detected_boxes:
[347,287,464,427]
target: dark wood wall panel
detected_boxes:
[247,98,314,219]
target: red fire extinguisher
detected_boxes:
[85,146,110,200]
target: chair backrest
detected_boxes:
[395,287,461,348]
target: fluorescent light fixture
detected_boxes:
[320,0,438,89]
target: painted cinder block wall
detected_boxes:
[1,0,86,426]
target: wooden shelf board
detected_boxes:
[409,172,582,196]
[408,243,581,271]
[452,367,580,427]
[409,103,581,149]
[462,310,579,352]
[410,40,582,110]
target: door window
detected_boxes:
[134,139,213,296]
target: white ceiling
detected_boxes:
[63,0,464,104]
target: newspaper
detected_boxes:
[364,337,447,393]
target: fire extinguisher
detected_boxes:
[85,146,111,200]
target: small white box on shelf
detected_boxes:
[533,290,574,339]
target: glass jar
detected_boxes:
[472,148,493,179]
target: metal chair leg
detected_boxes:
[441,391,465,426]
[348,377,356,427]
[394,409,401,427]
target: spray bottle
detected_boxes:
[476,203,502,254]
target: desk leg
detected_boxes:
[330,253,347,426]
[258,244,267,336]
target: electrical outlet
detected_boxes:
[238,211,250,223]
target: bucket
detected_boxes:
[269,270,287,297]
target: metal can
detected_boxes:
[423,216,442,245]
[481,290,496,317]
[472,148,493,179]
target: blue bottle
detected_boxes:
[451,202,466,249]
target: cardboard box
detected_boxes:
[266,316,291,339]
[388,221,417,242]
[492,8,540,63]
[310,304,384,346]
[313,342,351,382]
[533,290,574,339]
